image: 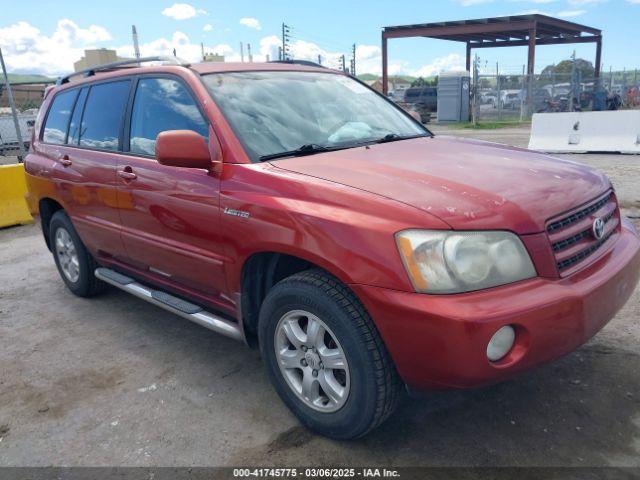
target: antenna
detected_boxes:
[132,25,141,60]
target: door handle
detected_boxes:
[117,167,137,181]
[58,154,72,167]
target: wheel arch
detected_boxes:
[239,250,354,348]
[39,197,65,251]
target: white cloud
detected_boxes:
[514,8,551,14]
[451,0,494,5]
[567,0,606,4]
[203,23,213,32]
[116,31,240,63]
[161,3,207,20]
[0,19,111,75]
[410,54,465,77]
[557,9,587,16]
[257,36,460,77]
[239,17,261,30]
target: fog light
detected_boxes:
[487,325,515,362]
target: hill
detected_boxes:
[6,73,55,84]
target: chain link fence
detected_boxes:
[472,71,640,124]
[0,82,48,163]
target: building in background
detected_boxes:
[74,49,128,72]
[203,53,225,63]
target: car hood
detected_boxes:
[271,136,610,234]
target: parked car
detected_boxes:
[499,90,521,109]
[25,59,640,439]
[403,86,437,122]
[388,89,406,102]
[480,91,497,107]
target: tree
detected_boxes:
[411,76,438,87]
[541,58,595,80]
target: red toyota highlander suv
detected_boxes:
[24,58,640,439]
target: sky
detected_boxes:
[0,0,638,78]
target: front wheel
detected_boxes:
[259,270,402,439]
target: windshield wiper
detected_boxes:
[374,133,430,144]
[259,143,336,162]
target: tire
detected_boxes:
[258,269,402,439]
[50,210,105,297]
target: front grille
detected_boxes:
[546,191,619,275]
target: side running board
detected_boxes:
[95,268,244,343]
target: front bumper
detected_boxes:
[351,218,640,391]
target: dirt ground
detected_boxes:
[1,125,639,468]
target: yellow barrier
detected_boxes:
[0,163,34,228]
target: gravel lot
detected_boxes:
[1,125,639,468]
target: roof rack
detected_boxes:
[268,59,329,69]
[56,56,189,85]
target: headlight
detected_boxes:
[396,230,536,294]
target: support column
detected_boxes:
[527,25,537,76]
[382,34,388,95]
[466,42,472,72]
[594,35,602,79]
[526,24,537,116]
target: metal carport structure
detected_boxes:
[381,14,602,95]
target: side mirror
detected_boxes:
[155,130,212,169]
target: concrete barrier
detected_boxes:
[0,163,33,228]
[529,110,640,154]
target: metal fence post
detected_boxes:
[497,74,502,121]
[520,67,525,122]
[0,47,26,162]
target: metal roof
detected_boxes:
[383,14,601,46]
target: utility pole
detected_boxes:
[0,48,25,161]
[472,53,479,125]
[569,50,577,111]
[609,65,613,91]
[520,64,525,121]
[200,42,205,61]
[351,43,356,76]
[281,23,291,61]
[132,25,141,60]
[247,43,253,63]
[240,42,244,62]
[317,54,322,66]
[278,47,282,61]
[340,55,346,72]
[173,48,177,57]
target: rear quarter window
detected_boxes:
[42,89,79,144]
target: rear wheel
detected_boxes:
[50,210,105,297]
[259,269,402,439]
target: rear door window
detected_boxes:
[42,89,79,145]
[67,88,88,145]
[128,77,208,156]
[79,80,131,151]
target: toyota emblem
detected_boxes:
[592,217,605,240]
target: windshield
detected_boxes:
[202,71,428,162]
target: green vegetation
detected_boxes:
[357,74,423,84]
[541,58,595,79]
[448,121,530,130]
[356,73,378,81]
[6,73,55,84]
